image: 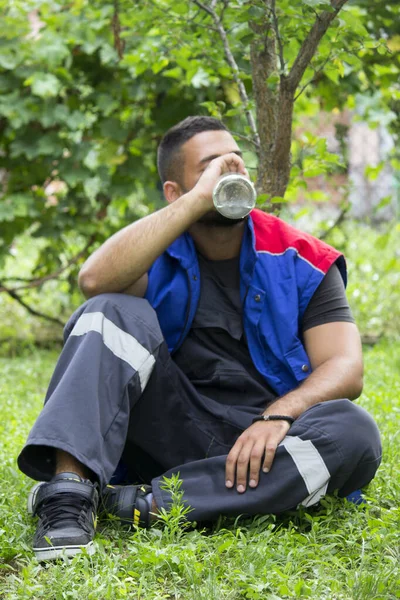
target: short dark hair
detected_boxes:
[157,116,228,185]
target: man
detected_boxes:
[18,116,382,560]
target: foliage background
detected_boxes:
[0,0,399,350]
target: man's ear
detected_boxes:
[163,181,183,204]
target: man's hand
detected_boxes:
[225,420,291,493]
[191,152,249,210]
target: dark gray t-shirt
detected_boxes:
[173,254,354,408]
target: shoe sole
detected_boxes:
[33,541,95,561]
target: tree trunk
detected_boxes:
[249,7,285,208]
[249,0,349,209]
[269,81,295,199]
[250,0,294,206]
[250,32,279,200]
[250,15,294,209]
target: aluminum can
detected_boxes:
[212,173,256,219]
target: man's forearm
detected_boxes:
[264,356,363,420]
[78,191,207,297]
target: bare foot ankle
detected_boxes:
[55,450,91,480]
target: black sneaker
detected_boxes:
[101,484,152,528]
[31,472,99,560]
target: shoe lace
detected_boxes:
[38,493,93,533]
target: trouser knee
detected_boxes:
[64,293,163,345]
[301,399,382,495]
[328,399,381,464]
[19,294,165,485]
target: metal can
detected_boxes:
[212,173,256,219]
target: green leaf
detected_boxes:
[151,58,169,74]
[248,6,264,19]
[34,35,70,67]
[84,149,100,171]
[0,51,18,70]
[171,3,189,15]
[256,194,269,205]
[225,107,242,117]
[0,194,36,221]
[365,163,384,181]
[25,73,62,98]
[266,73,280,89]
[84,176,102,202]
[302,158,327,177]
[62,166,90,187]
[163,67,183,79]
[374,195,393,213]
[37,133,63,157]
[199,101,220,116]
[100,45,119,65]
[271,196,287,203]
[374,231,390,250]
[191,68,210,88]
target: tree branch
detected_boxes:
[229,129,260,148]
[270,0,285,73]
[192,0,260,149]
[319,205,348,240]
[0,235,95,294]
[1,285,64,327]
[287,0,349,92]
[219,0,230,22]
[112,0,125,60]
[293,53,333,101]
[0,276,35,283]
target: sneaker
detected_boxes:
[101,484,152,528]
[31,472,99,560]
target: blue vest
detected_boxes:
[145,210,346,396]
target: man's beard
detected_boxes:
[197,210,247,227]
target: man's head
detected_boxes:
[157,115,241,197]
[158,116,227,186]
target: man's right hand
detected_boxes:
[190,152,250,213]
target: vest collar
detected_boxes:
[166,231,198,270]
[166,214,258,267]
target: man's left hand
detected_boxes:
[225,420,291,493]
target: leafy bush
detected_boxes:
[0,234,84,354]
[324,220,400,340]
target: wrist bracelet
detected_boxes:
[252,415,295,426]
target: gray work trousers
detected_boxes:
[18,294,382,522]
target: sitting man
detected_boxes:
[18,116,382,560]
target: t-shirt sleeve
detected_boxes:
[301,263,355,333]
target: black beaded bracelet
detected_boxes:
[252,414,295,425]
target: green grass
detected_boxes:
[0,342,399,600]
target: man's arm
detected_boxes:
[78,193,206,299]
[78,153,248,298]
[225,321,363,493]
[264,321,363,417]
